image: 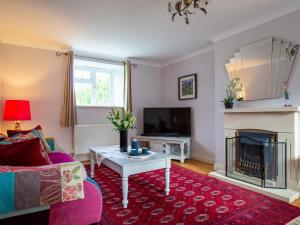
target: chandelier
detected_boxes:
[168,0,211,24]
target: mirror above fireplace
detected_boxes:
[225,38,298,101]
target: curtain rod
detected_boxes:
[74,54,125,65]
[55,51,135,66]
[55,51,124,64]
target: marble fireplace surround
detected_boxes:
[209,107,300,203]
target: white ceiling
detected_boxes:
[0,0,300,66]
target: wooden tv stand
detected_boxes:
[133,136,191,163]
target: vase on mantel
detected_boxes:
[283,81,292,107]
[120,130,128,152]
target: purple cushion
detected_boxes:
[49,180,102,225]
[48,152,75,164]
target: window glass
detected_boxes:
[74,58,124,107]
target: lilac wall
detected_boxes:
[214,10,300,168]
[1,10,300,162]
[76,63,164,137]
[162,51,215,163]
[131,64,163,134]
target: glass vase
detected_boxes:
[120,130,128,152]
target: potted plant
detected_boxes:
[223,77,243,109]
[107,109,136,152]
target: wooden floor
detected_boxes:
[173,159,214,175]
[174,159,300,208]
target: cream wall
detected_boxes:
[0,43,163,153]
[1,43,73,151]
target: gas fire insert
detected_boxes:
[225,130,287,189]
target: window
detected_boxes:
[74,58,124,107]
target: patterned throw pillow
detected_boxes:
[6,126,52,153]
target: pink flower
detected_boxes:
[63,170,72,183]
[63,185,78,201]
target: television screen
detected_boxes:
[143,108,191,137]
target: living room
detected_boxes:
[1,1,300,225]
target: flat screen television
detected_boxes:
[143,107,191,137]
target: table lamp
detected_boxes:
[3,100,31,131]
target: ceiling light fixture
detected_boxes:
[168,0,211,25]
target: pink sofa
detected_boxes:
[48,152,102,225]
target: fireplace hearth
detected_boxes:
[226,130,286,189]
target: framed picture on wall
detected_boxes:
[178,74,197,100]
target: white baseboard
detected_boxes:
[74,153,90,162]
[214,163,225,171]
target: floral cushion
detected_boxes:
[0,162,84,214]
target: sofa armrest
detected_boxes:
[48,152,75,164]
[0,162,84,215]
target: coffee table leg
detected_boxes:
[90,152,95,178]
[122,177,129,208]
[165,168,170,195]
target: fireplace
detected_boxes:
[226,130,287,189]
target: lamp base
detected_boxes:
[14,121,21,131]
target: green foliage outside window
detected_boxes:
[95,73,110,105]
[75,83,92,105]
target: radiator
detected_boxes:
[74,124,119,155]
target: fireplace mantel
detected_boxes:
[209,106,300,202]
[224,106,300,113]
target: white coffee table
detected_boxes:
[89,145,172,208]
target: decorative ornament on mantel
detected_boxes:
[223,77,243,109]
[283,81,292,107]
[168,0,211,25]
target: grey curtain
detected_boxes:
[61,51,77,127]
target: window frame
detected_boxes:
[74,60,124,108]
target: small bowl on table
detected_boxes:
[142,147,149,155]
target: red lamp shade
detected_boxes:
[3,100,31,121]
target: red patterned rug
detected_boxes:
[87,164,300,225]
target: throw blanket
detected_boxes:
[95,146,155,166]
[0,162,84,214]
